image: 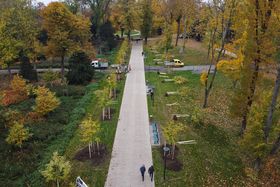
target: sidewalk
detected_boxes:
[105,42,154,187]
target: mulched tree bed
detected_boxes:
[74,144,107,166]
[160,145,183,171]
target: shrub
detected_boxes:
[1,75,29,106]
[6,121,31,148]
[41,70,60,87]
[66,51,94,85]
[33,86,60,116]
[174,76,188,85]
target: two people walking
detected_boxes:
[140,165,154,182]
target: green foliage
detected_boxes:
[41,70,60,87]
[0,1,38,69]
[19,55,38,81]
[141,0,152,41]
[99,21,118,50]
[41,151,71,187]
[66,51,94,85]
[241,91,272,159]
[29,83,99,186]
[6,122,31,148]
[115,39,129,64]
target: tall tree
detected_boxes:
[0,0,38,80]
[141,0,152,44]
[239,0,275,134]
[202,0,237,108]
[86,0,112,39]
[41,2,91,79]
[263,2,280,143]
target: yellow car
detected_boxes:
[172,59,184,67]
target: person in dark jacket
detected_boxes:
[148,165,154,182]
[140,164,146,181]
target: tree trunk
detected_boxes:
[56,179,59,187]
[203,16,230,108]
[89,143,91,158]
[128,30,131,40]
[172,143,176,160]
[175,16,181,47]
[270,134,280,155]
[108,107,111,120]
[102,108,105,120]
[241,59,260,135]
[97,141,100,155]
[145,37,147,44]
[181,16,187,52]
[121,27,124,38]
[61,55,65,80]
[254,157,261,171]
[264,65,280,142]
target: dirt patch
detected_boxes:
[74,144,107,166]
[160,145,183,171]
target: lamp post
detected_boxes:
[163,146,170,180]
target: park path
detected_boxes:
[105,42,154,187]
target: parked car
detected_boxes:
[91,59,109,69]
[164,59,184,67]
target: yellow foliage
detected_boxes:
[33,86,60,116]
[174,76,188,85]
[200,72,208,86]
[6,121,31,148]
[41,151,71,185]
[80,117,101,144]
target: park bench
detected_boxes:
[150,122,160,145]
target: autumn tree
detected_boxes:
[241,91,273,170]
[95,87,112,120]
[6,121,31,149]
[1,75,29,106]
[0,0,38,80]
[33,86,60,116]
[202,0,238,108]
[162,120,184,160]
[141,0,152,44]
[41,2,91,79]
[235,0,275,134]
[264,3,280,143]
[106,73,117,98]
[80,117,101,158]
[41,151,71,187]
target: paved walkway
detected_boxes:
[105,42,154,187]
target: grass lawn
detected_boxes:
[146,71,247,186]
[144,38,209,67]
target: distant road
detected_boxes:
[0,68,65,75]
[0,65,216,75]
[145,65,215,73]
